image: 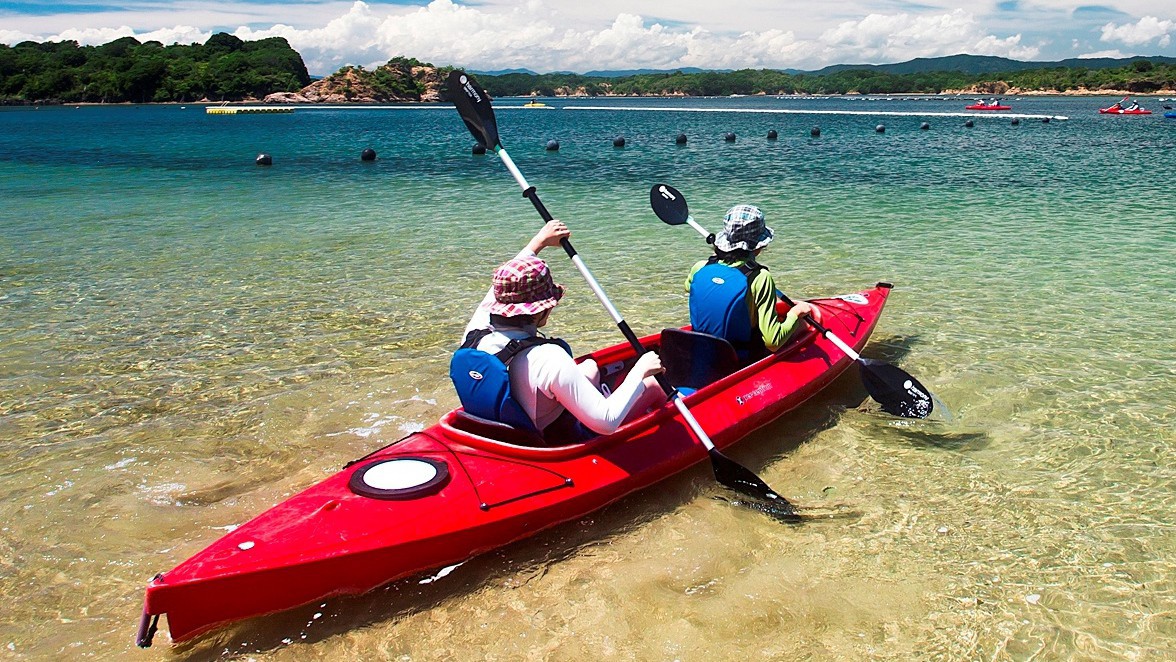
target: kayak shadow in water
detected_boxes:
[857,332,921,365]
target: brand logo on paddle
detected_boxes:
[657,185,677,201]
[459,75,482,104]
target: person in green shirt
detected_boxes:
[684,204,815,362]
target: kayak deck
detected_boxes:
[137,283,893,646]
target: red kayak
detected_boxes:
[965,104,1010,111]
[1099,107,1151,115]
[137,283,894,646]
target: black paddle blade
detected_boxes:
[649,183,689,225]
[446,70,500,149]
[858,358,934,418]
[709,447,797,515]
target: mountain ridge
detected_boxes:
[476,54,1176,78]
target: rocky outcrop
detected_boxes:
[264,60,444,104]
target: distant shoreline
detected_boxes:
[8,89,1174,109]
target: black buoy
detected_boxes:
[810,126,820,137]
[360,148,377,161]
[767,129,778,140]
[1042,117,1051,124]
[675,133,687,145]
[875,124,885,133]
[724,132,736,142]
[920,122,930,130]
[964,120,974,128]
[472,143,486,155]
[613,136,625,147]
[545,139,560,151]
[1011,118,1020,126]
[255,153,272,166]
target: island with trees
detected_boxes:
[1,33,1173,104]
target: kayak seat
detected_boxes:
[450,409,548,447]
[659,328,741,391]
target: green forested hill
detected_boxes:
[809,53,1176,76]
[478,59,1176,96]
[0,33,310,103]
[2,40,1174,104]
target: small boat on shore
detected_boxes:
[136,283,895,646]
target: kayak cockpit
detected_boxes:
[438,323,818,458]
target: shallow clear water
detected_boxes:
[0,97,1172,660]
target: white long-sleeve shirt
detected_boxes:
[462,250,649,435]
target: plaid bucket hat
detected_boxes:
[486,255,565,316]
[713,204,773,252]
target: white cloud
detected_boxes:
[0,29,39,44]
[817,10,1039,64]
[1078,49,1129,58]
[13,0,1171,75]
[1100,16,1175,47]
[48,25,212,47]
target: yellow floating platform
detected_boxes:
[206,107,294,115]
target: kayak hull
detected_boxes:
[1099,108,1151,115]
[138,283,894,645]
[965,105,1010,111]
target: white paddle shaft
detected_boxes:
[496,146,625,325]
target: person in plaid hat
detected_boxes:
[458,220,664,442]
[684,204,815,362]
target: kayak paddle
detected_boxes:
[447,71,798,515]
[649,183,934,419]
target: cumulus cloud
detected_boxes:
[0,29,39,44]
[817,10,1039,63]
[1100,16,1175,47]
[1,0,1051,74]
[242,1,1044,73]
[49,25,212,47]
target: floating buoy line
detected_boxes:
[564,106,1069,121]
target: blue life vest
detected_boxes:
[688,258,766,360]
[449,329,571,431]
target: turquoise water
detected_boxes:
[1,97,1173,660]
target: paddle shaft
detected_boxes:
[450,74,794,494]
[495,146,721,452]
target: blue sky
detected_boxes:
[1,0,1173,75]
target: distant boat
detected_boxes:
[522,100,552,109]
[1099,105,1151,115]
[1100,98,1151,115]
[965,102,1011,111]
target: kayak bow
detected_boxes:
[137,283,893,646]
